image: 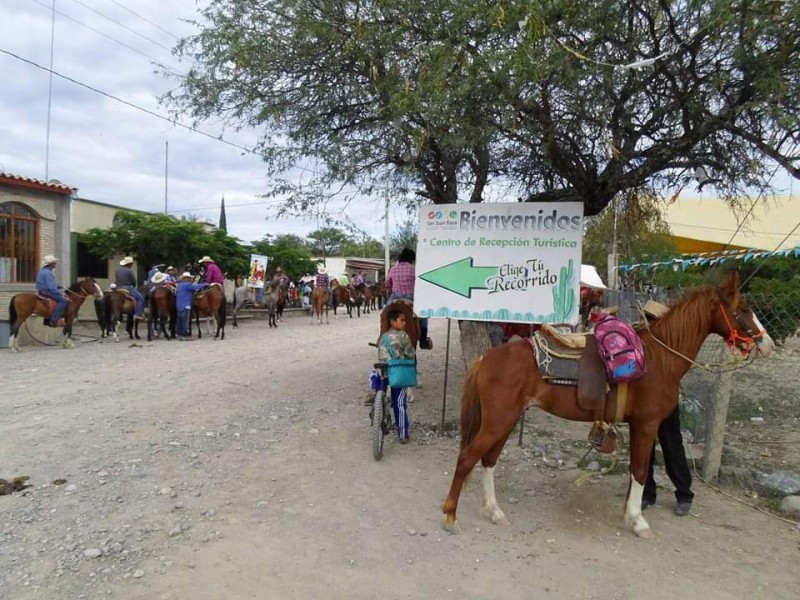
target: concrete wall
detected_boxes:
[0,185,71,333]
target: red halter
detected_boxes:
[719,302,762,355]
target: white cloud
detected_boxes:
[0,0,400,244]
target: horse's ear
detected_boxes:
[719,271,741,309]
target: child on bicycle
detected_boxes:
[376,308,416,444]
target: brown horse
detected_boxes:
[349,284,366,317]
[310,286,329,325]
[193,284,226,340]
[330,280,352,318]
[148,284,177,341]
[441,273,775,539]
[369,282,385,311]
[7,277,103,351]
[102,289,146,342]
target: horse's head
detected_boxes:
[716,272,775,359]
[80,277,103,300]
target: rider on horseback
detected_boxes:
[199,256,224,285]
[386,248,432,349]
[35,255,68,327]
[115,256,146,320]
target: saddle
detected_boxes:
[36,295,60,316]
[531,307,629,454]
[195,283,222,300]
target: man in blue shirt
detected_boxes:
[35,255,68,327]
[176,271,208,340]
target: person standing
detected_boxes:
[642,405,694,516]
[377,308,416,443]
[199,256,224,286]
[35,255,68,327]
[115,256,146,319]
[385,248,431,349]
[176,272,208,340]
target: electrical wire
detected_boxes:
[31,0,185,77]
[0,46,256,155]
[104,0,181,40]
[67,0,173,52]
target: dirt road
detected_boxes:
[1,314,798,599]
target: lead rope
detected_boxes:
[636,302,754,373]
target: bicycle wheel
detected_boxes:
[372,389,386,461]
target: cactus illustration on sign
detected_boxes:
[552,259,576,322]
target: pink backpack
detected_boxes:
[593,312,647,383]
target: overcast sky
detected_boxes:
[0,0,410,244]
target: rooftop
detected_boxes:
[0,172,76,194]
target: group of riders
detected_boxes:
[33,246,431,348]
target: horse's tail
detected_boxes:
[460,358,484,449]
[219,294,227,326]
[8,297,17,324]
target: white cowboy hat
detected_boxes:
[317,266,328,274]
[166,265,175,271]
[41,255,58,266]
[180,272,193,280]
[119,256,134,266]
[199,256,213,263]
[151,272,167,285]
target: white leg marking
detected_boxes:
[625,478,653,539]
[481,466,508,525]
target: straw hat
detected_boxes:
[41,255,58,266]
[180,272,193,280]
[199,256,213,263]
[119,256,134,266]
[643,299,669,319]
[317,266,328,274]
[151,272,167,285]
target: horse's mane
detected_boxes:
[645,285,719,373]
[67,281,84,293]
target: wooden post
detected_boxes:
[702,344,734,481]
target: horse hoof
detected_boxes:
[442,516,461,535]
[635,527,655,540]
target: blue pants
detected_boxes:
[256,287,264,303]
[391,386,410,440]
[45,294,68,322]
[123,286,145,316]
[177,308,191,336]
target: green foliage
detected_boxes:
[390,220,418,260]
[81,211,248,277]
[745,276,800,344]
[251,234,318,279]
[583,189,677,283]
[306,228,351,257]
[166,0,800,218]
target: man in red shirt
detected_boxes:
[386,248,431,349]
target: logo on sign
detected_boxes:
[426,210,459,230]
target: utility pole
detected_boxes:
[384,197,390,276]
[45,0,56,181]
[164,141,169,214]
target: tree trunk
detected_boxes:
[457,320,493,368]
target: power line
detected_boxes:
[104,0,181,40]
[0,46,257,155]
[31,0,185,77]
[67,0,173,52]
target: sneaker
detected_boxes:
[674,501,692,516]
[399,438,409,444]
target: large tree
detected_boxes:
[167,0,800,359]
[82,211,249,277]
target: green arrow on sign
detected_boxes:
[419,258,498,299]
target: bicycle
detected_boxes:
[369,361,394,461]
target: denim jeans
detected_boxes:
[177,308,191,336]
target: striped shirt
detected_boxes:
[386,261,416,297]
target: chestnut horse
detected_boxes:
[148,284,177,341]
[193,284,226,340]
[102,289,144,342]
[7,277,103,351]
[310,286,329,325]
[442,273,775,539]
[330,280,352,318]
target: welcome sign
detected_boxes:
[415,202,583,324]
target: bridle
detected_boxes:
[718,300,763,355]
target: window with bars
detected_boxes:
[0,202,39,283]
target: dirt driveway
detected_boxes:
[1,314,798,599]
